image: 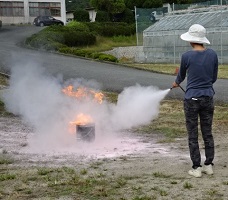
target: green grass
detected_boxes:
[153,172,172,178]
[183,182,193,189]
[125,63,228,79]
[0,155,14,165]
[134,99,228,141]
[0,173,16,181]
[81,35,137,52]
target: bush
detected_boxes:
[95,11,110,22]
[90,52,103,59]
[85,22,135,37]
[98,54,118,62]
[121,8,135,23]
[66,21,89,32]
[74,9,90,22]
[59,49,118,62]
[59,47,93,57]
[101,23,134,37]
[25,30,66,51]
[63,31,96,47]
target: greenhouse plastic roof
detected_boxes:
[144,10,228,33]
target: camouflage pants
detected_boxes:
[184,96,214,169]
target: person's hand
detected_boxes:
[172,82,179,88]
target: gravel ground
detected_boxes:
[0,115,228,200]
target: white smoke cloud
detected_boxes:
[110,84,169,130]
[3,63,170,152]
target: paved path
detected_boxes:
[0,25,227,102]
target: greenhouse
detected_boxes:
[143,8,228,64]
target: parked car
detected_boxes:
[33,16,64,27]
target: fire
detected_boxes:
[62,85,102,134]
[62,85,104,104]
[70,113,93,126]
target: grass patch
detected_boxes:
[134,99,228,141]
[0,155,14,164]
[125,63,228,79]
[153,172,171,178]
[0,173,16,181]
[81,35,136,52]
[103,91,118,103]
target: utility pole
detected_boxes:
[134,6,139,46]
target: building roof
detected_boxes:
[144,9,228,36]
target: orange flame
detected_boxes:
[62,85,101,134]
[70,113,93,126]
[62,85,104,104]
[68,113,94,134]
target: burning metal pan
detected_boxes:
[76,123,95,142]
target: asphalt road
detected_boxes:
[0,25,227,102]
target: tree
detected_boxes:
[90,0,126,14]
[74,9,90,22]
[96,10,111,22]
[66,0,90,11]
[142,0,163,8]
[163,0,192,4]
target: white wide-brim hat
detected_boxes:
[180,24,210,44]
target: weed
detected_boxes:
[153,172,171,178]
[159,189,168,196]
[151,186,159,191]
[222,181,228,185]
[115,176,127,188]
[132,195,156,200]
[206,188,219,196]
[80,168,88,175]
[203,188,224,199]
[96,172,106,178]
[90,161,103,169]
[132,185,142,191]
[0,173,16,181]
[170,180,178,184]
[183,182,193,189]
[37,167,53,176]
[0,155,14,164]
[62,166,75,174]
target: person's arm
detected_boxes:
[212,54,218,84]
[172,54,187,88]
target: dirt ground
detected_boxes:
[0,114,228,200]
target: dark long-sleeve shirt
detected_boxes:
[175,48,218,99]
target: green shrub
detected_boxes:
[44,25,68,33]
[59,47,93,57]
[101,23,132,37]
[25,28,66,50]
[59,48,117,62]
[74,9,90,22]
[63,31,96,47]
[95,11,110,22]
[121,8,135,23]
[84,22,103,35]
[85,22,135,37]
[90,52,103,59]
[98,54,118,62]
[66,21,89,32]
